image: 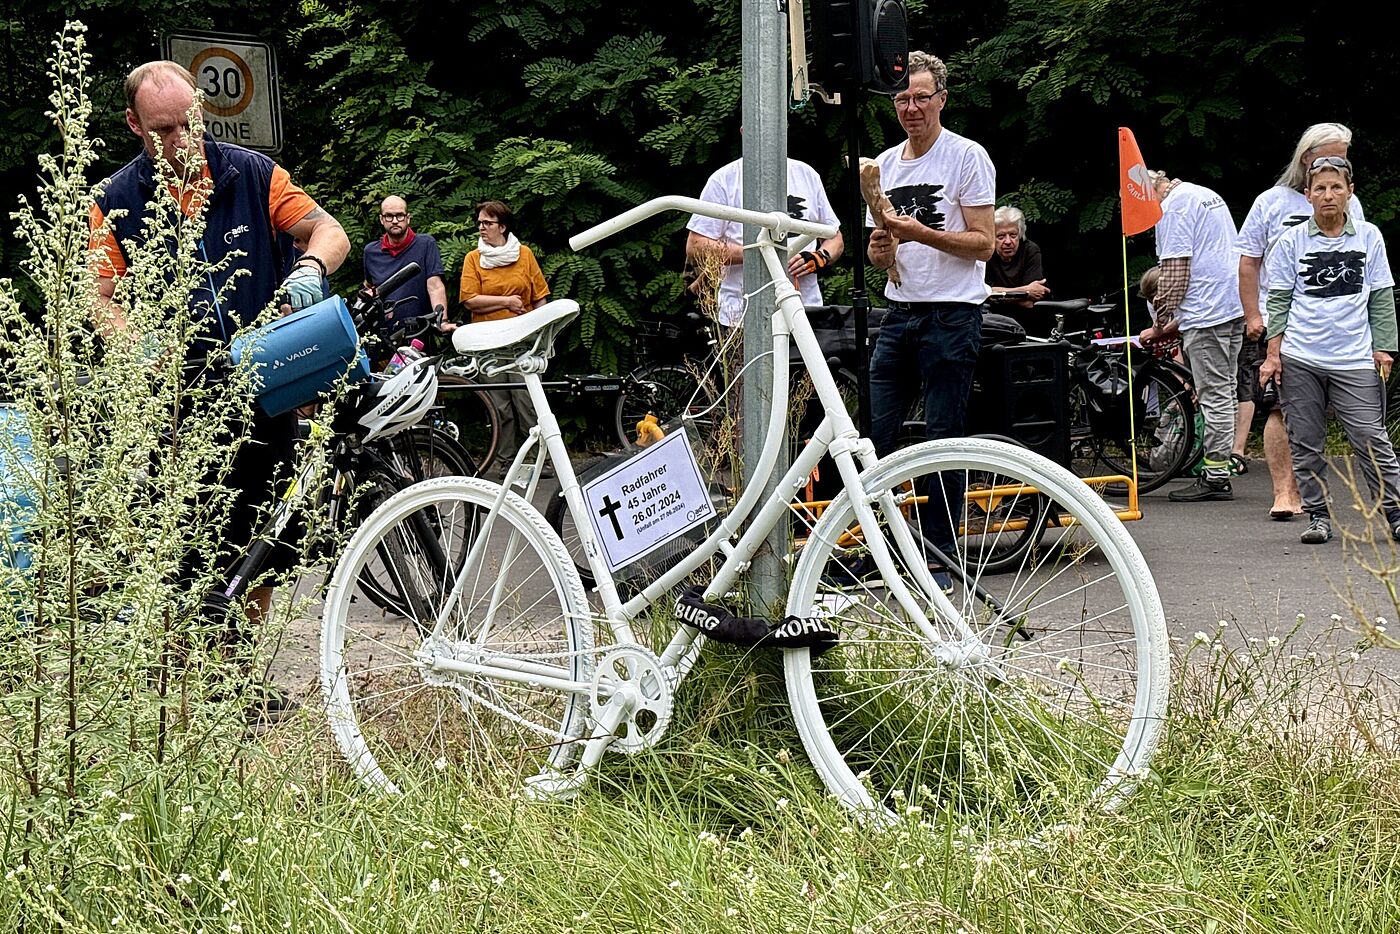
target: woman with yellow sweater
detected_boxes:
[458,200,552,472]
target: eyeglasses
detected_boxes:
[380,212,408,221]
[476,219,502,228]
[893,90,943,110]
[1309,155,1351,173]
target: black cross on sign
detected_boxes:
[597,494,625,541]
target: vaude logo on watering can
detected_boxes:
[270,343,320,370]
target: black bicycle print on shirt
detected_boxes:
[1298,249,1367,298]
[886,184,946,231]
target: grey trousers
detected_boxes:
[488,371,538,463]
[1181,318,1244,479]
[1279,354,1400,519]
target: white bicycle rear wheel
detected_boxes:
[321,477,594,794]
[784,438,1168,832]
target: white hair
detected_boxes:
[1277,122,1353,190]
[994,205,1026,238]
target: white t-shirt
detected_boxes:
[1235,185,1366,323]
[1153,181,1241,330]
[865,129,996,305]
[686,158,841,327]
[1265,219,1394,369]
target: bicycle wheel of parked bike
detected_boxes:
[322,477,594,795]
[784,437,1168,834]
[614,363,719,449]
[437,379,501,474]
[882,427,1050,576]
[1092,366,1197,495]
[351,427,480,614]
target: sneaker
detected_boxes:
[1168,475,1233,502]
[1300,514,1332,545]
[931,569,954,595]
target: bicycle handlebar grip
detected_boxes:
[568,195,838,251]
[375,261,423,297]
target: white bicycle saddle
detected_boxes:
[451,299,580,355]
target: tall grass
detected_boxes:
[4,629,1400,933]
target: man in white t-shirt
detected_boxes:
[685,156,845,328]
[1139,171,1244,502]
[865,50,996,581]
[1236,122,1365,521]
[1260,156,1400,546]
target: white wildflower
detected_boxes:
[180,805,195,815]
[775,797,789,810]
[1192,631,1210,645]
[241,836,258,845]
[458,857,471,869]
[1267,636,1281,647]
[434,757,448,771]
[176,873,192,885]
[221,899,236,913]
[117,812,135,824]
[218,868,232,883]
[668,880,682,889]
[738,826,753,840]
[488,868,504,885]
[419,840,437,850]
[428,879,441,894]
[101,789,118,800]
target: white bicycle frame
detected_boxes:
[424,197,972,750]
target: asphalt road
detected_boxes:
[272,452,1400,693]
[1121,455,1400,676]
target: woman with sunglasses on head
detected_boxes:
[1260,156,1399,545]
[458,199,552,473]
[1236,123,1366,520]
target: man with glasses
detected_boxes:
[362,195,450,339]
[1138,168,1244,503]
[865,50,996,588]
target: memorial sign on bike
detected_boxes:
[583,430,714,572]
[164,33,282,153]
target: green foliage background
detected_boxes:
[4,0,1398,369]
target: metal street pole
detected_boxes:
[741,0,788,615]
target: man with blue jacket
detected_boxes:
[91,61,349,718]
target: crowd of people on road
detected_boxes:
[95,55,1400,683]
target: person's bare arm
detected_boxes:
[883,203,995,261]
[1239,254,1265,340]
[93,275,129,338]
[686,230,742,267]
[464,294,525,315]
[286,208,350,274]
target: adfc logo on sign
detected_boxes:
[165,33,283,154]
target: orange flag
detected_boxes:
[1118,127,1162,236]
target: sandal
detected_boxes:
[1229,453,1249,476]
[1269,507,1300,521]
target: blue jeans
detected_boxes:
[868,303,983,557]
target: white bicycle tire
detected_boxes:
[783,437,1169,828]
[321,476,594,794]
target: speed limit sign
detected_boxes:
[165,33,282,153]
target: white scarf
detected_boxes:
[478,232,521,269]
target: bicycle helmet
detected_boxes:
[355,356,438,442]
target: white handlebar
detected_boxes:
[568,195,839,251]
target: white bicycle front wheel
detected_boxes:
[321,476,594,795]
[784,438,1168,832]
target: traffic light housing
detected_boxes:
[806,0,909,95]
